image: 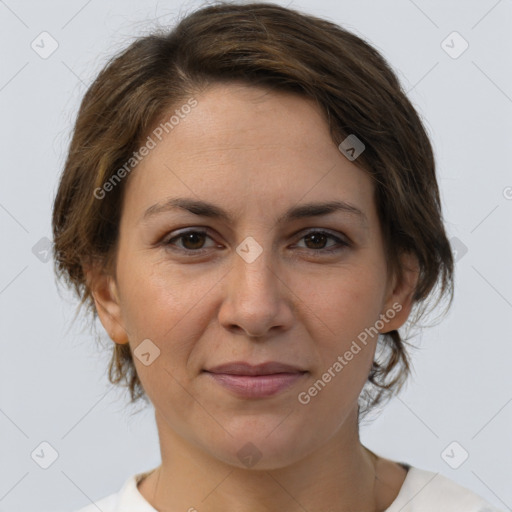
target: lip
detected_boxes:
[203,361,308,398]
[205,361,306,375]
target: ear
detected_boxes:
[380,252,420,333]
[84,263,129,345]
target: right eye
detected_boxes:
[162,229,220,254]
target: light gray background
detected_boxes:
[1,0,511,511]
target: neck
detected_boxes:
[138,406,394,512]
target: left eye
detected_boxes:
[295,230,348,252]
[163,229,348,254]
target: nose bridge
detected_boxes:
[219,231,289,336]
[233,233,278,297]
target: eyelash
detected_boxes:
[161,228,350,256]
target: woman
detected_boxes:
[52,2,502,511]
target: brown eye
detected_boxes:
[296,230,349,253]
[304,232,329,249]
[164,229,216,253]
[179,231,207,250]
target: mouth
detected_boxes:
[202,361,308,398]
[204,361,306,375]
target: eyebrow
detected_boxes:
[142,197,368,227]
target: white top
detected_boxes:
[73,465,503,512]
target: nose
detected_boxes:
[217,240,294,339]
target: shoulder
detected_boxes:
[387,465,504,512]
[72,492,118,512]
[70,471,155,512]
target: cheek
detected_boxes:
[117,254,213,406]
[291,274,382,422]
[117,251,228,368]
[294,267,384,389]
[299,267,385,341]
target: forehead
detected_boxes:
[168,82,333,156]
[122,82,375,227]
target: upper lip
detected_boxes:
[204,361,306,376]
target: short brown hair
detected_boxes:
[52,1,454,418]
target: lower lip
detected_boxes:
[204,372,307,398]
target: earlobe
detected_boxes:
[380,252,420,333]
[85,264,129,345]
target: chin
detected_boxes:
[199,420,318,471]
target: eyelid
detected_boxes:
[293,228,350,251]
[298,227,349,242]
[161,226,351,255]
[162,227,216,247]
[162,226,349,241]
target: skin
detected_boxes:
[88,82,419,512]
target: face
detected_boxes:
[91,82,417,470]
